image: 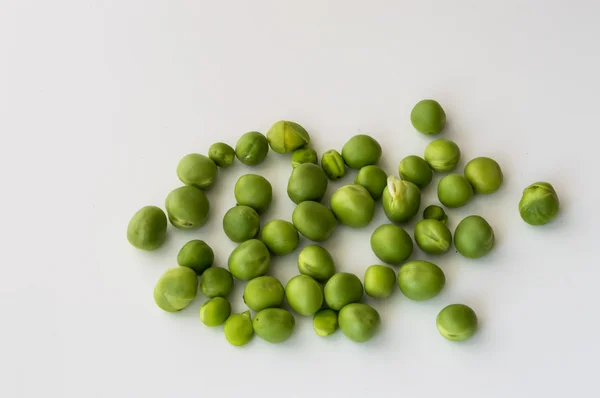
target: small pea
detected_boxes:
[436,304,478,342]
[200,297,231,327]
[200,267,234,298]
[321,149,346,180]
[370,224,413,265]
[464,157,503,194]
[338,303,381,343]
[253,308,296,343]
[176,153,218,189]
[398,155,433,188]
[235,131,269,166]
[313,309,338,336]
[410,99,446,135]
[153,267,198,312]
[266,120,310,153]
[397,260,445,301]
[224,311,254,346]
[423,205,448,224]
[208,142,235,168]
[324,272,364,311]
[177,240,214,275]
[518,182,560,226]
[364,265,396,299]
[354,165,388,200]
[285,275,324,316]
[227,239,271,281]
[437,174,473,208]
[287,163,328,204]
[414,219,452,255]
[292,147,318,168]
[165,186,210,230]
[330,184,375,228]
[454,215,495,259]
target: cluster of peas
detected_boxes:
[127,99,561,345]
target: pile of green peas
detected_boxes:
[127,100,560,346]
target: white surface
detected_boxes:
[1,1,599,397]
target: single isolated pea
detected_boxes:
[266,120,310,153]
[364,265,396,299]
[424,139,461,173]
[341,134,382,169]
[177,239,214,275]
[330,184,375,228]
[410,99,446,135]
[354,165,388,200]
[313,309,338,336]
[399,155,433,188]
[285,275,324,316]
[464,157,503,194]
[287,163,328,204]
[292,147,318,168]
[518,182,560,226]
[252,308,296,343]
[437,174,473,208]
[227,239,271,280]
[176,153,218,190]
[397,260,445,301]
[243,275,284,312]
[126,206,167,251]
[234,174,272,214]
[224,311,254,347]
[370,224,413,265]
[200,267,234,298]
[321,149,346,180]
[324,272,364,311]
[297,244,336,282]
[382,176,421,223]
[153,267,198,312]
[436,304,478,342]
[423,205,448,224]
[165,186,210,230]
[222,205,260,243]
[200,297,231,327]
[292,201,337,242]
[260,219,299,256]
[208,142,235,168]
[338,303,381,343]
[414,219,452,255]
[235,131,269,166]
[454,215,495,259]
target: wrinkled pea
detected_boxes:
[200,267,234,298]
[287,163,328,204]
[267,120,310,153]
[423,205,448,224]
[354,165,388,200]
[338,303,381,343]
[382,176,421,223]
[313,309,338,336]
[235,131,269,166]
[222,205,260,243]
[227,239,271,280]
[410,99,446,135]
[177,240,214,275]
[224,311,254,346]
[253,308,296,343]
[364,265,396,299]
[330,185,375,228]
[260,219,299,255]
[464,157,503,194]
[321,149,346,180]
[341,134,382,169]
[234,174,272,214]
[414,219,452,254]
[292,147,318,168]
[153,267,198,312]
[176,153,218,189]
[200,297,231,327]
[454,215,495,258]
[437,174,473,208]
[436,304,478,342]
[518,182,560,226]
[208,142,235,168]
[424,139,461,173]
[324,272,364,311]
[292,201,337,242]
[399,155,433,188]
[127,206,167,251]
[297,244,336,282]
[165,186,210,230]
[243,275,284,312]
[397,260,445,301]
[370,224,413,265]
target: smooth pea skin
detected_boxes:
[330,185,375,228]
[341,134,382,169]
[285,275,323,316]
[354,165,388,200]
[222,205,260,243]
[382,176,421,223]
[436,304,478,342]
[153,267,198,312]
[397,260,445,301]
[224,311,254,346]
[313,309,338,336]
[266,120,310,153]
[253,308,296,343]
[423,205,448,224]
[235,131,269,166]
[176,153,218,190]
[399,155,433,188]
[260,220,299,255]
[200,297,231,327]
[518,182,560,226]
[292,147,318,168]
[234,174,272,214]
[364,265,396,299]
[464,157,503,194]
[297,244,336,282]
[338,303,381,343]
[324,272,364,310]
[370,224,413,265]
[227,239,271,280]
[200,267,234,298]
[287,163,328,204]
[410,99,446,135]
[437,174,473,208]
[414,219,452,255]
[243,276,284,312]
[208,142,235,168]
[165,186,210,229]
[292,201,337,242]
[177,240,214,275]
[424,139,461,173]
[126,206,167,251]
[321,149,346,180]
[454,215,495,258]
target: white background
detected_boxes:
[1,1,599,397]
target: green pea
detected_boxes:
[397,260,445,301]
[260,219,299,256]
[324,272,364,310]
[200,297,231,327]
[410,99,446,135]
[437,174,473,208]
[153,267,198,312]
[292,147,318,168]
[454,215,495,258]
[287,163,328,204]
[436,304,478,342]
[370,224,413,265]
[330,184,375,228]
[354,165,388,200]
[266,120,310,153]
[234,174,272,214]
[464,157,503,194]
[382,176,421,223]
[227,239,271,280]
[341,134,382,169]
[424,139,461,173]
[313,309,338,336]
[338,303,381,343]
[414,219,452,254]
[364,265,396,299]
[177,240,214,275]
[224,311,254,346]
[297,244,336,283]
[252,308,296,343]
[200,267,234,298]
[292,201,337,242]
[235,131,269,166]
[423,205,448,224]
[176,153,218,190]
[126,206,167,251]
[285,275,324,316]
[399,155,433,188]
[222,205,260,243]
[243,276,284,312]
[208,142,235,168]
[165,186,210,229]
[321,149,346,180]
[518,182,560,226]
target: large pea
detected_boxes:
[224,311,254,346]
[338,303,381,343]
[437,174,473,208]
[266,120,310,153]
[165,186,210,229]
[398,155,433,188]
[153,267,198,312]
[370,224,413,265]
[260,219,299,256]
[176,153,218,190]
[410,99,446,135]
[354,165,388,200]
[253,308,296,343]
[292,201,337,242]
[382,176,421,223]
[243,276,284,312]
[324,272,364,310]
[222,205,260,243]
[177,240,214,275]
[330,184,375,228]
[235,131,269,166]
[285,275,324,316]
[341,134,382,169]
[297,244,336,282]
[414,219,452,255]
[126,206,167,251]
[397,260,445,301]
[454,215,495,258]
[227,239,271,280]
[287,163,328,204]
[424,139,461,173]
[234,174,272,214]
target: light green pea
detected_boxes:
[165,186,210,230]
[292,147,318,168]
[243,275,284,312]
[436,304,478,342]
[341,134,382,169]
[330,184,375,228]
[324,272,364,311]
[370,224,413,265]
[287,163,328,204]
[399,155,433,188]
[292,201,337,242]
[208,142,235,168]
[153,267,198,312]
[454,215,495,258]
[224,311,254,346]
[313,309,338,336]
[464,157,503,194]
[382,176,421,223]
[414,219,452,254]
[437,174,473,208]
[321,149,346,180]
[200,297,231,327]
[518,182,560,226]
[177,240,214,275]
[176,153,218,189]
[410,99,446,135]
[235,131,269,166]
[126,206,167,251]
[424,139,461,173]
[260,219,299,255]
[222,205,260,243]
[397,260,445,301]
[227,239,271,280]
[253,308,296,343]
[338,303,381,343]
[285,275,324,316]
[297,244,336,282]
[354,165,388,200]
[364,265,396,299]
[234,174,272,214]
[423,205,448,224]
[266,120,310,153]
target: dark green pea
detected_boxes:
[243,276,284,312]
[414,219,452,254]
[177,240,214,275]
[165,186,210,230]
[399,155,433,188]
[324,272,364,311]
[266,120,310,153]
[292,147,318,168]
[260,219,299,256]
[224,311,254,346]
[253,308,296,343]
[464,157,503,194]
[297,244,336,282]
[235,131,269,166]
[370,224,413,265]
[292,201,337,242]
[313,309,338,336]
[436,304,478,342]
[330,184,375,228]
[200,267,234,298]
[518,182,560,225]
[126,206,167,251]
[321,149,346,180]
[454,215,495,258]
[338,303,381,343]
[222,205,260,243]
[287,163,328,204]
[200,297,231,327]
[341,134,382,169]
[354,165,388,200]
[410,99,446,135]
[397,260,445,301]
[208,142,235,168]
[176,153,218,189]
[364,265,396,299]
[227,239,271,280]
[234,174,272,213]
[437,174,473,208]
[423,205,448,224]
[285,275,323,316]
[382,176,421,223]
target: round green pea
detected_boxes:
[338,303,381,343]
[287,163,328,204]
[399,155,433,188]
[285,275,324,316]
[454,215,495,258]
[234,174,272,214]
[153,267,198,312]
[382,176,421,223]
[200,267,234,298]
[292,201,337,242]
[464,157,503,194]
[424,139,461,173]
[437,174,473,208]
[224,311,254,346]
[200,297,231,327]
[410,99,446,135]
[436,304,478,342]
[243,275,284,312]
[354,165,388,200]
[341,134,382,169]
[397,260,445,301]
[253,308,296,343]
[177,240,214,275]
[208,142,235,168]
[176,153,218,190]
[330,184,375,228]
[222,205,260,243]
[126,206,167,251]
[292,147,318,168]
[364,265,396,299]
[227,239,271,281]
[370,224,413,265]
[266,120,310,153]
[313,309,338,336]
[518,182,560,226]
[235,131,269,166]
[423,205,448,224]
[165,186,210,229]
[324,272,364,311]
[260,219,299,256]
[321,149,346,180]
[414,219,452,255]
[297,244,336,282]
